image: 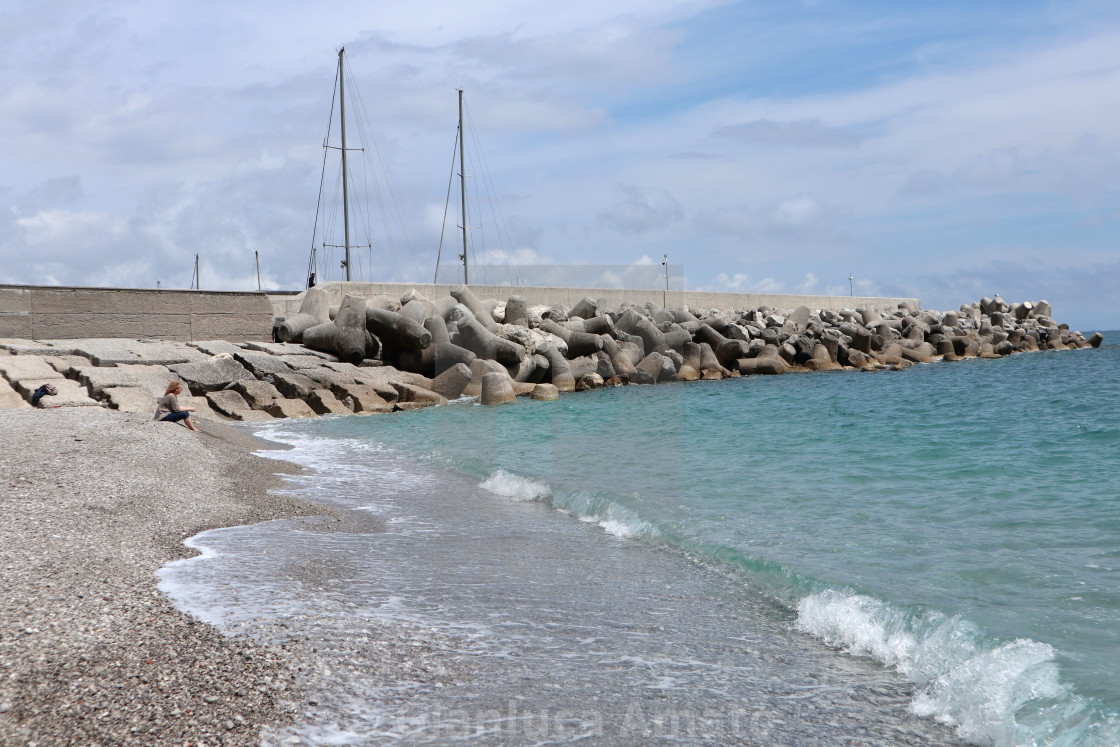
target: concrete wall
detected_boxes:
[0,285,275,341]
[269,281,920,318]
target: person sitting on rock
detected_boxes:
[154,381,199,431]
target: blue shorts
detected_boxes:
[162,411,190,422]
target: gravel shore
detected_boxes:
[0,408,327,746]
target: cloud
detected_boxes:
[694,195,838,236]
[713,118,866,148]
[598,186,684,234]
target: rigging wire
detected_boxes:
[464,101,519,285]
[307,63,340,286]
[433,125,460,284]
[344,59,423,282]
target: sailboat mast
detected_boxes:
[458,88,468,284]
[339,47,352,281]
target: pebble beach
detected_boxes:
[0,408,321,746]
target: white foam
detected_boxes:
[796,589,1090,747]
[479,470,551,502]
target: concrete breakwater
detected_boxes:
[0,287,1102,417]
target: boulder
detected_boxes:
[531,383,560,401]
[168,357,255,394]
[263,370,319,400]
[366,307,433,352]
[429,362,472,400]
[0,356,63,385]
[1088,332,1104,348]
[306,388,352,416]
[233,351,294,378]
[575,372,605,391]
[227,380,284,410]
[101,386,157,414]
[0,377,31,409]
[71,366,139,398]
[205,390,273,421]
[265,399,318,419]
[537,343,575,392]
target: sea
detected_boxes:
[159,334,1120,746]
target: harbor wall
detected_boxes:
[268,281,920,318]
[0,285,274,341]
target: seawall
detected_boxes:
[0,285,274,342]
[268,282,920,319]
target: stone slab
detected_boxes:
[189,340,246,357]
[19,378,100,408]
[46,355,93,374]
[72,366,141,397]
[0,357,65,383]
[244,341,336,360]
[114,364,178,398]
[102,386,159,414]
[169,357,255,394]
[0,377,31,409]
[265,399,317,419]
[205,390,274,422]
[233,351,294,377]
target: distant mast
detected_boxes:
[339,47,352,281]
[458,88,468,284]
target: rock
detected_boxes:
[1088,332,1104,348]
[205,390,273,421]
[265,399,317,419]
[1035,300,1052,318]
[189,340,245,357]
[456,311,526,365]
[0,377,31,409]
[263,370,318,400]
[0,356,64,384]
[392,382,448,408]
[227,380,284,410]
[101,386,158,413]
[169,357,255,394]
[232,351,294,378]
[451,285,499,332]
[531,383,560,401]
[480,372,516,405]
[71,366,139,398]
[331,382,393,413]
[575,372,604,391]
[805,344,842,371]
[787,305,811,331]
[569,297,598,320]
[306,388,352,415]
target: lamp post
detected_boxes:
[848,273,854,297]
[662,253,669,308]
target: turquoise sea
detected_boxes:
[161,335,1119,745]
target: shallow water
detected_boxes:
[160,337,1119,745]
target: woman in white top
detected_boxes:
[153,381,199,431]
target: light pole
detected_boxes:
[848,273,854,297]
[662,253,669,308]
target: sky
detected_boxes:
[1,0,1118,329]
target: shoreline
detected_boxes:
[0,408,327,746]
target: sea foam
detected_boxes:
[795,589,1103,746]
[479,470,551,502]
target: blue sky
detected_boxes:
[1,0,1117,329]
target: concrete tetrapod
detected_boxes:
[455,312,526,366]
[303,293,370,365]
[451,285,500,332]
[537,343,575,392]
[278,287,330,343]
[480,372,517,405]
[366,307,433,353]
